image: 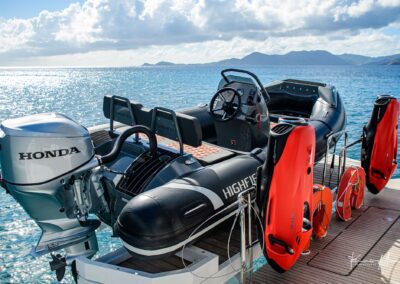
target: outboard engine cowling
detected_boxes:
[0,113,100,259]
[1,113,94,184]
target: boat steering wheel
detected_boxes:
[209,87,242,122]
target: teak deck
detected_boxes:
[117,212,255,273]
[253,161,400,284]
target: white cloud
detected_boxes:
[378,0,400,7]
[346,0,375,18]
[6,28,398,67]
[0,0,399,65]
[0,18,33,53]
[55,2,103,44]
[333,0,400,20]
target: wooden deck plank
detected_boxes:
[118,254,191,273]
[253,177,400,284]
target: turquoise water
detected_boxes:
[0,65,399,283]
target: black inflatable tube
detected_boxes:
[115,154,263,256]
[266,80,346,162]
[99,125,157,164]
[310,95,346,161]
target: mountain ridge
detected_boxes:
[142,50,400,67]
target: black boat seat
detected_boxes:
[268,92,317,118]
[103,96,234,164]
[103,95,202,147]
[178,104,216,142]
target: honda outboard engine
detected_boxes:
[0,113,102,261]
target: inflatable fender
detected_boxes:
[362,96,399,194]
[312,184,332,240]
[336,166,365,221]
[350,167,366,209]
[256,121,315,273]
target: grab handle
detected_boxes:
[371,168,387,180]
[98,125,157,164]
[302,217,312,232]
[268,234,294,255]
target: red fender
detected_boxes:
[362,96,399,194]
[350,167,366,209]
[258,122,315,273]
[336,166,365,221]
[312,184,332,239]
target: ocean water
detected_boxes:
[0,65,399,283]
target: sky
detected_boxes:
[0,0,399,67]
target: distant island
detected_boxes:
[142,50,400,67]
[142,61,176,67]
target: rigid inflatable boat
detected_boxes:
[113,72,346,258]
[0,69,347,274]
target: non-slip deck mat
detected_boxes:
[138,133,235,164]
[307,207,400,276]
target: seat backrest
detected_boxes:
[178,104,216,142]
[103,95,203,147]
[268,92,317,117]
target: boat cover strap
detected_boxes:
[103,95,203,147]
